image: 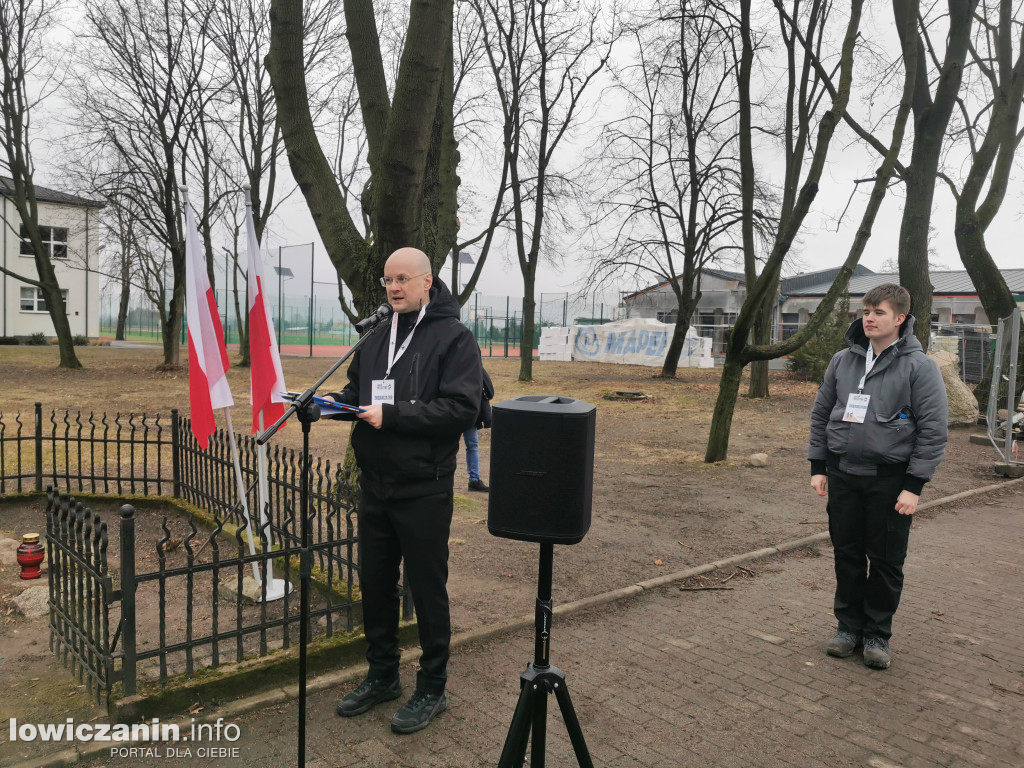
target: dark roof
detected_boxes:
[780,264,874,294]
[622,267,746,302]
[0,176,106,209]
[785,269,1024,297]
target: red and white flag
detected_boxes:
[245,199,287,432]
[184,192,233,449]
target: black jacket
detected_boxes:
[330,277,482,498]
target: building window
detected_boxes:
[656,310,677,323]
[952,314,976,324]
[19,287,67,312]
[781,312,799,340]
[20,225,68,259]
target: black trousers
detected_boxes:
[358,482,453,694]
[826,468,912,641]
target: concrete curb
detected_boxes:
[12,475,1023,768]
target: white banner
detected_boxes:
[571,317,711,367]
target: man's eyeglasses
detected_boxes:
[380,272,428,287]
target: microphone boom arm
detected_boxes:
[256,313,389,446]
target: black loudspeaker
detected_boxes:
[487,395,596,545]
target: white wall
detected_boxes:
[1,196,101,339]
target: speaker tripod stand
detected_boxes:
[497,543,593,768]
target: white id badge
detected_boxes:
[842,393,871,423]
[372,379,395,405]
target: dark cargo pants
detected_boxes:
[826,468,912,641]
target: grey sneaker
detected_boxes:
[863,637,891,669]
[391,690,448,734]
[826,630,862,658]
[336,676,401,717]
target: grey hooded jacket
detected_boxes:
[808,314,948,494]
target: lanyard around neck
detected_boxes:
[859,339,896,391]
[386,304,427,378]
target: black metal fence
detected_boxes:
[3,404,379,702]
[46,490,115,704]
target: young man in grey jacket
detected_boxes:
[809,283,948,669]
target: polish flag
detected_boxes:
[184,192,233,449]
[245,199,287,432]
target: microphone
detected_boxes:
[355,303,393,334]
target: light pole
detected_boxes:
[273,262,293,350]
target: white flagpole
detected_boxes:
[222,407,261,583]
[257,411,290,601]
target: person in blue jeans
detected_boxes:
[465,367,493,492]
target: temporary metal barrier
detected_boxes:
[986,308,1023,464]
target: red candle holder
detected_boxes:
[17,533,45,580]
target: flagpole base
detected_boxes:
[261,578,292,603]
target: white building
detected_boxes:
[1,178,105,340]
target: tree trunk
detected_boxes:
[161,277,185,367]
[660,317,689,379]
[704,354,745,462]
[892,0,975,349]
[370,0,453,259]
[116,260,131,341]
[268,0,374,309]
[747,293,774,398]
[235,261,250,367]
[39,279,81,369]
[269,0,455,316]
[519,288,536,382]
[898,159,937,346]
[659,280,702,378]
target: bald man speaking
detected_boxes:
[326,248,482,734]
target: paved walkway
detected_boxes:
[25,484,1024,768]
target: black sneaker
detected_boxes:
[390,690,448,734]
[468,480,489,492]
[863,637,891,669]
[336,676,401,717]
[826,630,861,658]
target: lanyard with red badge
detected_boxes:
[371,305,426,406]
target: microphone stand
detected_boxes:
[256,314,389,768]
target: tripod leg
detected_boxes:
[529,685,549,768]
[498,680,535,768]
[553,681,594,768]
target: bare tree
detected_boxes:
[0,0,81,367]
[472,0,615,381]
[589,0,775,378]
[704,0,919,462]
[892,0,977,347]
[72,0,221,367]
[943,0,1024,408]
[101,190,144,341]
[449,0,513,306]
[207,0,345,359]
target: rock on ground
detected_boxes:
[12,585,50,619]
[749,453,769,467]
[928,350,979,426]
[0,537,20,568]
